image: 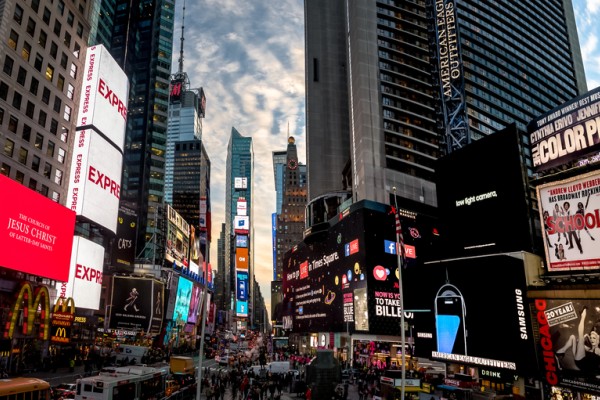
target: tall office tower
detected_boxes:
[0,0,89,203]
[225,127,254,329]
[215,222,227,322]
[271,137,307,327]
[96,0,176,260]
[305,0,586,207]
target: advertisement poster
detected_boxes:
[537,170,600,272]
[173,276,192,322]
[166,204,190,269]
[109,276,153,332]
[237,270,249,301]
[187,285,201,324]
[150,280,164,334]
[533,298,600,393]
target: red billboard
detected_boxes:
[0,175,75,281]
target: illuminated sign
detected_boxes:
[4,283,50,340]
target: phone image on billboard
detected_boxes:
[434,283,467,355]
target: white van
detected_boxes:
[266,361,292,375]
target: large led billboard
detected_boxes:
[187,285,202,324]
[282,200,439,334]
[236,248,249,270]
[173,276,193,321]
[0,174,75,281]
[110,206,137,273]
[77,45,129,151]
[532,298,600,393]
[528,86,600,173]
[408,254,537,375]
[537,170,600,273]
[436,125,534,257]
[66,129,123,234]
[236,270,249,301]
[56,236,104,310]
[166,204,190,269]
[110,276,163,333]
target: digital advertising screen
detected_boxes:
[187,284,201,324]
[408,254,537,375]
[537,169,600,273]
[236,300,248,318]
[282,200,439,335]
[532,298,600,393]
[109,276,154,332]
[166,204,190,269]
[173,276,193,321]
[0,174,75,281]
[436,125,534,258]
[236,270,249,301]
[110,206,137,273]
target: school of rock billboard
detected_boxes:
[532,298,600,393]
[537,170,600,272]
[408,254,538,375]
[528,86,600,173]
[109,276,163,334]
[282,200,438,335]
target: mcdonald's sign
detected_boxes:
[3,282,50,340]
[51,326,70,344]
[51,297,75,329]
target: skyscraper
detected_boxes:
[305,0,586,207]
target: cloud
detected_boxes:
[173,0,305,317]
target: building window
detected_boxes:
[51,191,60,202]
[8,116,18,133]
[22,124,31,141]
[29,77,39,95]
[69,62,77,78]
[34,54,43,71]
[53,96,61,113]
[77,23,83,38]
[67,83,74,99]
[50,118,58,135]
[26,18,36,36]
[0,107,4,124]
[25,101,35,118]
[31,0,40,12]
[3,56,14,75]
[38,110,47,127]
[17,66,27,86]
[1,163,10,176]
[57,74,65,91]
[60,127,68,143]
[22,41,31,61]
[60,53,68,69]
[57,0,65,15]
[47,140,55,157]
[35,132,43,149]
[18,147,28,164]
[29,178,37,191]
[58,147,66,163]
[15,170,25,184]
[50,42,58,58]
[64,31,71,48]
[43,7,51,24]
[9,30,19,50]
[12,92,22,110]
[73,43,81,59]
[13,4,24,24]
[54,169,62,185]
[45,64,54,81]
[32,155,40,172]
[38,30,47,49]
[40,184,49,196]
[0,82,7,100]
[53,20,61,36]
[67,11,74,26]
[3,139,15,157]
[63,105,71,121]
[42,87,50,104]
[43,162,52,179]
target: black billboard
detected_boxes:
[109,206,137,273]
[109,276,163,333]
[436,124,536,258]
[281,200,439,335]
[407,254,537,375]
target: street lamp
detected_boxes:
[392,187,407,399]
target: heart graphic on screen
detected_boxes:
[373,265,386,281]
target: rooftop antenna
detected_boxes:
[178,0,186,74]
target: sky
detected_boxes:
[172,0,600,317]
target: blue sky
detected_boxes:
[173,0,600,314]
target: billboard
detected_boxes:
[236,270,249,301]
[234,215,250,234]
[187,285,202,324]
[77,44,128,151]
[236,299,248,318]
[537,170,600,272]
[234,177,248,190]
[110,206,137,273]
[55,236,104,310]
[236,248,249,270]
[237,198,247,216]
[533,298,600,393]
[408,254,537,374]
[173,276,193,321]
[236,235,249,248]
[528,86,600,173]
[282,200,439,334]
[0,174,75,281]
[436,125,534,257]
[110,276,161,333]
[66,129,123,233]
[166,204,190,269]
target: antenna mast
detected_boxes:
[178,0,186,74]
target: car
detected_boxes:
[53,383,76,399]
[341,368,359,382]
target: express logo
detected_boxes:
[98,78,127,119]
[75,264,102,283]
[88,166,120,198]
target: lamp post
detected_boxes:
[196,287,209,400]
[392,187,407,399]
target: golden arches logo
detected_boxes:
[4,283,50,340]
[55,327,67,337]
[54,297,76,314]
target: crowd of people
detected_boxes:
[201,366,293,400]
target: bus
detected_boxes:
[74,365,168,400]
[0,377,51,400]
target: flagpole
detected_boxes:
[392,187,406,399]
